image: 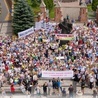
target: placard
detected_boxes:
[42,71,73,78]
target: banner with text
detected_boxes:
[42,71,73,78]
[18,27,34,38]
[55,34,74,40]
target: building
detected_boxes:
[54,0,87,22]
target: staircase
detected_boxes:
[0,21,12,36]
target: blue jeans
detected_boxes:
[69,93,73,98]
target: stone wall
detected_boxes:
[61,7,80,20]
[79,7,87,22]
[54,7,62,22]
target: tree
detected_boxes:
[30,0,39,7]
[44,0,54,13]
[12,0,34,35]
[92,0,98,11]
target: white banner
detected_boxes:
[35,21,57,31]
[42,71,73,78]
[18,27,34,38]
[56,56,64,60]
[35,21,42,30]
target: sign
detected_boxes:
[35,21,57,30]
[56,56,64,60]
[18,27,34,38]
[42,71,73,78]
[55,34,74,40]
[35,21,42,30]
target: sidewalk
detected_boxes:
[0,86,95,95]
[0,94,94,98]
[1,79,96,95]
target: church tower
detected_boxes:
[79,2,87,22]
[40,0,46,19]
[54,1,62,22]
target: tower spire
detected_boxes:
[40,0,46,7]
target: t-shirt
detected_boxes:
[68,87,73,94]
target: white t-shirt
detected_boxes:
[90,77,94,82]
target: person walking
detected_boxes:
[80,79,85,94]
[90,76,94,89]
[92,90,97,98]
[52,78,56,95]
[62,88,66,97]
[48,80,52,95]
[1,88,6,98]
[43,82,48,96]
[20,83,26,94]
[60,79,64,92]
[68,85,74,98]
[10,84,15,94]
[57,79,61,95]
[28,82,32,94]
[95,72,98,92]
[0,74,3,88]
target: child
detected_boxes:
[62,88,66,97]
[92,90,97,98]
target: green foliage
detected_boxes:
[12,0,34,35]
[27,0,54,18]
[49,7,54,18]
[44,0,54,13]
[30,0,39,7]
[92,0,98,11]
[87,4,92,12]
[27,0,41,7]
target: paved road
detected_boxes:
[0,0,12,22]
[0,0,8,21]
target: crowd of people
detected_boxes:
[0,19,98,97]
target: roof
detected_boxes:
[55,1,61,7]
[40,0,46,7]
[80,2,87,7]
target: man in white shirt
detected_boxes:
[48,80,52,95]
[90,76,95,89]
[0,74,3,87]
